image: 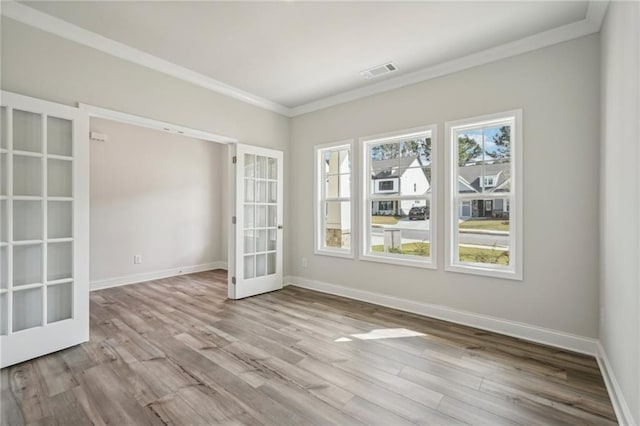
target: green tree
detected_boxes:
[371,138,431,163]
[458,135,482,166]
[486,126,511,161]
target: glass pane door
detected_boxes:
[243,153,278,280]
[232,144,283,299]
[1,91,88,368]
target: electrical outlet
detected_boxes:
[301,257,308,268]
[134,255,142,264]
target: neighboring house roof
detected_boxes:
[458,162,510,193]
[371,156,421,179]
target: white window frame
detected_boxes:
[445,109,523,280]
[360,125,437,269]
[314,140,355,259]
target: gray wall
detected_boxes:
[289,35,601,338]
[1,15,608,342]
[90,118,227,285]
[1,16,290,274]
[600,1,640,423]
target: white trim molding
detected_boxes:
[291,2,610,116]
[1,1,289,117]
[90,261,228,291]
[283,275,599,356]
[596,343,636,426]
[2,0,609,117]
[79,103,237,144]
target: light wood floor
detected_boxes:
[2,270,616,425]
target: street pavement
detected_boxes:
[371,218,509,249]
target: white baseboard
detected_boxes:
[596,342,636,426]
[91,261,228,291]
[283,275,599,356]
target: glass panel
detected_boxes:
[243,255,254,279]
[47,282,72,323]
[255,205,266,228]
[48,159,72,197]
[255,180,267,203]
[267,205,277,228]
[268,181,277,203]
[244,204,254,229]
[326,149,350,174]
[243,230,254,254]
[369,200,431,258]
[244,179,254,202]
[267,252,276,275]
[256,230,267,253]
[457,200,510,266]
[14,155,42,196]
[13,287,43,332]
[48,241,73,281]
[0,246,7,289]
[0,153,7,196]
[457,124,511,195]
[255,254,266,277]
[256,156,267,179]
[0,293,6,335]
[13,200,42,241]
[268,157,277,180]
[244,154,255,178]
[325,174,350,198]
[13,110,42,153]
[324,201,351,250]
[14,244,42,286]
[47,116,73,157]
[0,200,6,242]
[0,107,6,149]
[48,201,73,239]
[267,229,277,251]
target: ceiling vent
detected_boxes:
[360,62,398,79]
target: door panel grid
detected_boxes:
[231,144,283,300]
[0,102,76,339]
[243,153,278,280]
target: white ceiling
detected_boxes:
[14,1,598,114]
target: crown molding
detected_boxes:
[290,0,610,117]
[2,1,609,119]
[0,1,291,117]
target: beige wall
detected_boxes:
[600,1,640,422]
[89,118,227,284]
[290,34,601,338]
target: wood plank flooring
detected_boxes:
[1,270,616,425]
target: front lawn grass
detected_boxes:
[458,246,509,265]
[372,242,430,256]
[372,242,509,265]
[459,219,509,232]
[371,216,400,225]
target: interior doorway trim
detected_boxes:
[78,103,237,144]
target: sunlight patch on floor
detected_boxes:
[334,328,425,342]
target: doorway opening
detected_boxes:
[82,105,235,293]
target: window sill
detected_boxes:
[315,248,354,259]
[360,253,436,269]
[445,263,522,281]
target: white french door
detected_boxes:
[0,91,89,368]
[229,144,283,299]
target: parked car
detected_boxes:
[409,206,429,220]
